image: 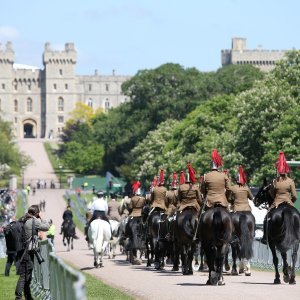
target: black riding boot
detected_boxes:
[260,218,267,245]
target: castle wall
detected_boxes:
[221,38,290,72]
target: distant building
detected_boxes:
[0,42,131,139]
[221,37,290,72]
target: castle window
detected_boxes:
[105,84,109,92]
[28,84,31,91]
[105,98,110,112]
[53,83,57,90]
[65,84,68,90]
[58,116,64,123]
[2,83,5,90]
[26,98,33,112]
[14,83,18,90]
[87,98,93,108]
[14,99,18,112]
[58,97,64,111]
[59,69,63,76]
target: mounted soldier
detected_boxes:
[201,149,231,210]
[126,181,146,265]
[260,151,297,244]
[150,169,168,214]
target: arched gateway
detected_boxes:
[23,119,37,138]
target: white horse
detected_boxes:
[88,219,112,268]
[106,220,120,259]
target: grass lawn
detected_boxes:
[0,258,18,300]
[0,258,133,300]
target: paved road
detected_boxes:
[17,139,300,300]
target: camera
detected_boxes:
[34,248,45,264]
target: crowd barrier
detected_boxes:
[31,239,86,300]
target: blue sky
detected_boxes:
[0,0,299,76]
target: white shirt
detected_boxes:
[91,197,108,214]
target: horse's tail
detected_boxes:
[239,214,254,260]
[213,209,231,243]
[279,207,298,253]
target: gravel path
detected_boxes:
[17,139,300,300]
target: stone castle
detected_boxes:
[221,37,290,72]
[0,42,131,139]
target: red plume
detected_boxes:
[159,169,165,185]
[211,149,223,168]
[187,163,197,184]
[179,171,185,185]
[132,181,141,193]
[152,176,158,187]
[171,172,178,188]
[238,165,247,185]
[275,151,289,174]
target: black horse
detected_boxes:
[145,208,169,269]
[254,179,300,284]
[230,211,255,276]
[125,216,144,265]
[199,206,233,285]
[173,207,198,275]
[62,219,74,251]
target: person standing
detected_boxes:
[15,205,50,300]
[46,219,55,245]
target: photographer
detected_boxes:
[15,205,50,300]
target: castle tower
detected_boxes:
[43,43,77,138]
[0,42,15,115]
[232,37,246,52]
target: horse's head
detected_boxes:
[253,178,273,208]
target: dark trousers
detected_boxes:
[5,252,17,276]
[15,251,34,300]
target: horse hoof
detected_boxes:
[239,269,244,274]
[63,243,66,246]
[231,270,238,276]
[289,279,296,285]
[193,263,200,272]
[274,278,281,284]
[71,245,74,250]
[210,271,218,285]
[154,262,160,269]
[146,262,151,267]
[217,280,225,286]
[225,263,230,271]
[245,272,251,276]
[94,261,97,267]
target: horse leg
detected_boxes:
[71,237,74,250]
[231,244,238,275]
[244,259,251,276]
[199,245,208,271]
[63,235,66,247]
[187,243,196,275]
[216,243,228,286]
[67,237,70,251]
[205,245,218,285]
[281,252,291,283]
[289,241,299,285]
[269,243,281,284]
[224,246,230,272]
[181,245,189,275]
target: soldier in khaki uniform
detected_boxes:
[165,172,179,216]
[201,149,230,209]
[126,181,146,264]
[108,194,121,222]
[178,163,202,212]
[150,169,168,212]
[261,151,297,244]
[229,165,254,212]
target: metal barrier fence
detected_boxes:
[250,239,300,270]
[31,239,86,300]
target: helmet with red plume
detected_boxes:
[237,165,247,185]
[171,172,178,189]
[179,171,185,185]
[275,151,290,175]
[132,181,141,195]
[211,149,223,170]
[187,163,197,184]
[159,169,165,186]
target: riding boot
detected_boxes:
[59,225,63,235]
